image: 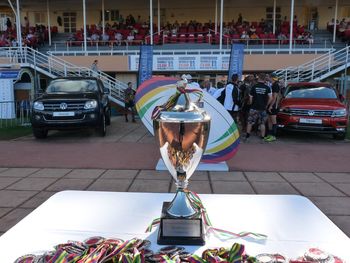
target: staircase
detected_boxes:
[0,47,127,106]
[274,45,350,84]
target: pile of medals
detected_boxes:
[15,237,345,263]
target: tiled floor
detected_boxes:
[0,168,349,237]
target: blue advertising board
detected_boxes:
[0,70,20,79]
[228,44,245,81]
[138,45,153,86]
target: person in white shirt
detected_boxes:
[185,74,201,89]
[202,80,216,96]
[213,74,240,124]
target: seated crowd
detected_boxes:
[0,18,58,48]
[68,13,314,46]
[327,17,350,43]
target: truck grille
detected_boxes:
[289,109,333,117]
[43,102,85,111]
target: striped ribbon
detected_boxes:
[188,191,267,241]
[145,190,267,241]
[151,85,203,120]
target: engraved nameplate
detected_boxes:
[162,218,201,237]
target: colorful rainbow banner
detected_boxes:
[135,77,240,163]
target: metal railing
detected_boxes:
[48,46,333,57]
[0,100,31,128]
[274,45,350,84]
[0,47,127,106]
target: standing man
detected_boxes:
[91,59,99,77]
[244,73,272,141]
[124,82,136,123]
[214,74,240,124]
[265,73,281,142]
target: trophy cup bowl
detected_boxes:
[153,95,210,245]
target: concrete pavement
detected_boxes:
[0,117,349,239]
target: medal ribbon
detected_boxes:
[151,86,203,120]
[145,191,267,241]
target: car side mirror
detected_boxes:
[104,88,110,94]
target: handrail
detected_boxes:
[0,47,127,105]
[47,47,333,57]
[49,35,335,52]
[274,45,350,84]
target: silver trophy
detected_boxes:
[153,78,210,245]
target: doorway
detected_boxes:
[63,12,77,33]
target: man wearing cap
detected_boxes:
[185,74,201,89]
[264,73,281,142]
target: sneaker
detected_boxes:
[265,135,276,142]
[263,135,272,141]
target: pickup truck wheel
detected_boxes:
[106,109,111,125]
[333,133,346,140]
[97,114,106,137]
[33,128,48,139]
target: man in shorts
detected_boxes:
[124,82,136,122]
[244,73,272,141]
[264,73,281,142]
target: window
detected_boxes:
[266,6,281,24]
[34,12,46,24]
[110,10,119,21]
[100,10,110,21]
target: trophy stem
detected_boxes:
[167,188,197,218]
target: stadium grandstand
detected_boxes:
[0,0,350,109]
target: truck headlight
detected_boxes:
[332,109,347,117]
[279,107,291,114]
[84,100,97,109]
[33,101,44,111]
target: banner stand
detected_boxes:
[156,159,229,172]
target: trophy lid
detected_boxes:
[160,111,209,122]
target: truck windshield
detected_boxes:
[285,86,337,99]
[46,79,98,93]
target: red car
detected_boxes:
[277,82,348,140]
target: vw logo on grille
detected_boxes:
[308,110,315,116]
[60,103,68,110]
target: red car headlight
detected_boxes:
[331,109,347,117]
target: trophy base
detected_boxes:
[157,202,205,246]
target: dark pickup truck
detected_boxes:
[31,77,111,139]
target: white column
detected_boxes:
[333,0,338,43]
[8,0,18,44]
[219,0,223,50]
[273,0,276,34]
[16,0,22,48]
[47,0,51,46]
[83,0,87,53]
[150,0,153,44]
[215,0,218,35]
[289,0,294,54]
[157,0,160,35]
[102,0,105,35]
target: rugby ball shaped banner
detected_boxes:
[135,77,240,163]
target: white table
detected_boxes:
[0,191,349,262]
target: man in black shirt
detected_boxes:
[244,73,272,141]
[265,73,281,142]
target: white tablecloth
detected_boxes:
[0,191,349,262]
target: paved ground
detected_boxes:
[0,116,349,239]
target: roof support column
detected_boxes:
[289,0,294,54]
[83,0,87,53]
[219,0,223,50]
[150,0,153,44]
[47,0,51,46]
[333,0,338,43]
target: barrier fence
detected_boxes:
[0,100,31,128]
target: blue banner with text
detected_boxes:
[228,44,245,81]
[138,45,153,86]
